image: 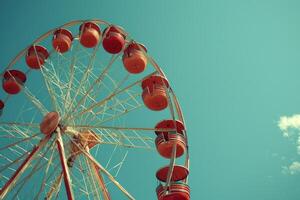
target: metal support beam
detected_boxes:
[86,147,111,200]
[56,129,75,200]
[0,136,50,199]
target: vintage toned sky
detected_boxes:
[1,0,300,199]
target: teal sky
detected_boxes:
[1,0,300,199]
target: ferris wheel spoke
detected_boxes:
[89,72,130,112]
[11,161,46,199]
[63,42,102,121]
[1,142,39,160]
[11,157,51,200]
[65,39,135,121]
[89,93,140,122]
[0,125,39,141]
[0,133,41,152]
[0,135,51,199]
[102,133,152,156]
[94,104,143,127]
[102,142,153,150]
[75,86,140,128]
[85,153,111,200]
[0,123,41,152]
[23,86,48,116]
[11,137,56,198]
[39,65,97,118]
[69,171,90,198]
[0,122,40,128]
[83,155,102,199]
[40,168,63,200]
[66,64,147,123]
[107,130,151,150]
[92,164,111,200]
[62,41,81,115]
[67,71,157,122]
[77,157,92,200]
[33,139,59,200]
[94,91,140,116]
[30,47,59,114]
[62,137,106,199]
[0,151,29,174]
[84,152,135,200]
[77,73,131,126]
[67,124,174,132]
[42,57,74,115]
[40,66,61,114]
[63,53,120,123]
[70,156,96,199]
[44,171,63,200]
[105,150,128,180]
[66,134,134,199]
[84,77,140,125]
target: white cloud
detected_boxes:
[278,115,300,154]
[278,115,300,175]
[278,115,300,137]
[282,162,300,175]
[289,161,300,175]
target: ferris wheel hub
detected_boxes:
[40,111,60,135]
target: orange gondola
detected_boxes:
[52,28,73,53]
[142,75,169,111]
[154,119,186,158]
[123,42,147,74]
[155,133,186,158]
[79,22,101,48]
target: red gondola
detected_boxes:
[142,75,169,111]
[0,100,4,116]
[26,45,49,69]
[52,28,73,53]
[154,119,186,158]
[155,133,186,158]
[155,119,185,136]
[156,182,190,200]
[2,70,26,94]
[156,165,189,182]
[102,26,126,54]
[123,42,147,74]
[79,22,101,48]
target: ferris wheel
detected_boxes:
[0,19,190,200]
